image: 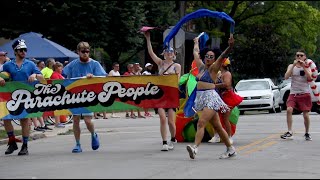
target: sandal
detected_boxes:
[131,114,137,119]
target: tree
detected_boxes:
[184,1,320,79]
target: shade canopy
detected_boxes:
[0,32,78,62]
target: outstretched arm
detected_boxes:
[209,35,234,73]
[144,31,162,66]
[193,37,204,70]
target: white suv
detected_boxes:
[279,74,320,114]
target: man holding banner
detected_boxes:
[0,39,44,156]
[63,41,107,153]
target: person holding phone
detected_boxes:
[281,49,313,141]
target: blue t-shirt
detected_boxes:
[3,58,41,81]
[63,58,107,78]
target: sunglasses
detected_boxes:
[296,54,304,57]
[81,50,90,54]
[205,54,215,59]
[17,48,27,52]
[164,49,174,53]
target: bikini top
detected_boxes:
[196,69,214,83]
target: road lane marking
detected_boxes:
[241,141,278,155]
[237,134,279,152]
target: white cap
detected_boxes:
[145,63,153,68]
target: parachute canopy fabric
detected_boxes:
[0,32,78,63]
[163,9,235,48]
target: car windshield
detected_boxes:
[236,81,270,91]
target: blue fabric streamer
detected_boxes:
[163,9,235,49]
[183,88,197,118]
[199,32,209,51]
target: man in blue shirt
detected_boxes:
[0,39,44,156]
[63,41,107,153]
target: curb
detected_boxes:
[0,126,72,146]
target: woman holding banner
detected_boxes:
[186,34,237,159]
[144,31,181,151]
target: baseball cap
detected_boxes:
[145,63,153,68]
[0,51,7,56]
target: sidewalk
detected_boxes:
[0,121,73,146]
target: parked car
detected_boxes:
[279,73,320,114]
[235,78,281,115]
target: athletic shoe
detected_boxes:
[34,126,45,132]
[55,123,65,128]
[161,144,169,151]
[72,144,82,153]
[111,113,120,118]
[186,145,198,159]
[18,143,29,156]
[219,146,237,159]
[91,133,100,150]
[144,112,152,117]
[5,141,18,155]
[125,113,130,118]
[41,125,53,131]
[280,131,293,140]
[208,134,220,143]
[304,133,312,141]
[168,140,177,150]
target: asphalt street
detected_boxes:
[0,111,319,179]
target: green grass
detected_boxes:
[0,129,22,140]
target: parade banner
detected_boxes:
[0,75,179,119]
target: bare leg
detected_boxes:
[222,111,232,137]
[167,109,176,140]
[158,108,167,141]
[303,111,310,133]
[73,116,81,142]
[211,112,231,147]
[83,116,95,134]
[20,118,30,138]
[195,108,215,147]
[286,107,293,132]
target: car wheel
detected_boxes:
[269,100,276,113]
[240,110,245,115]
[282,91,290,110]
[315,105,320,114]
[275,105,282,113]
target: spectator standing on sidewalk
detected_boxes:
[50,62,67,128]
[123,64,138,119]
[132,62,145,119]
[142,63,154,117]
[63,41,107,153]
[108,62,121,118]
